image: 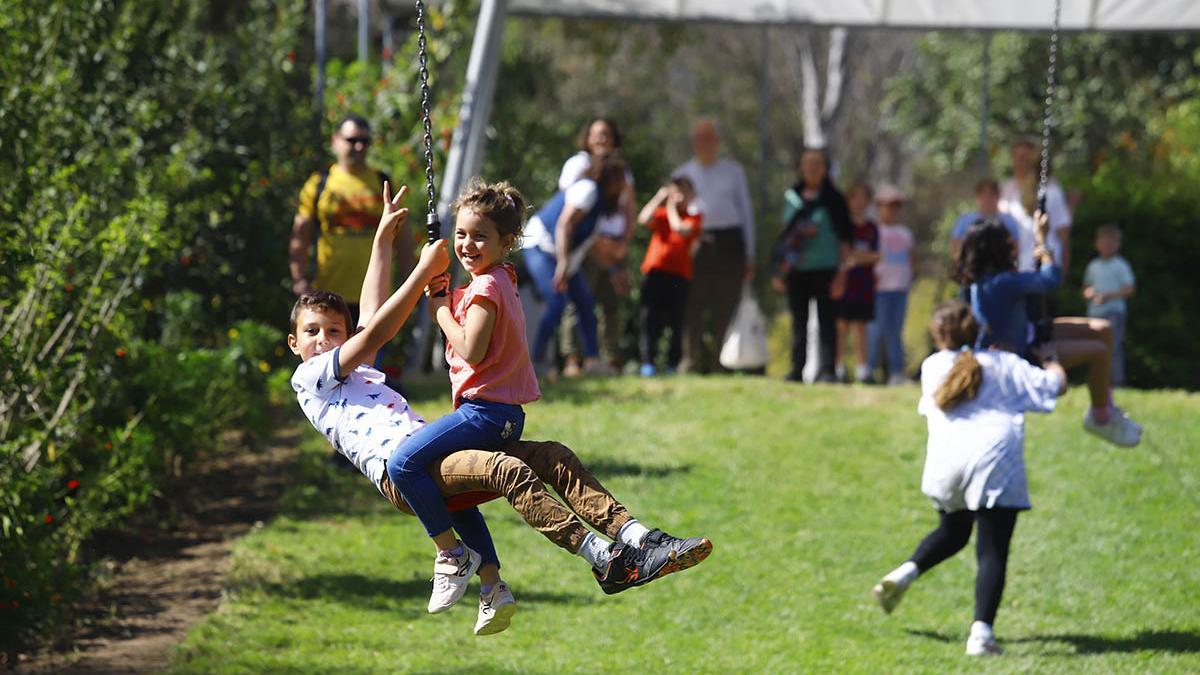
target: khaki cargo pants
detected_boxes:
[379,440,631,554]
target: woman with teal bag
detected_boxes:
[771,148,852,382]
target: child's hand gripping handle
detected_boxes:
[427,213,446,297]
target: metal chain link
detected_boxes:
[416,0,439,241]
[1037,0,1063,209]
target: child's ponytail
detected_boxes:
[929,300,984,412]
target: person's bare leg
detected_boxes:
[836,318,848,373]
[854,321,869,378]
[1053,318,1113,418]
[478,564,500,586]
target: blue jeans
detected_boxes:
[868,290,909,377]
[524,247,599,362]
[385,399,525,556]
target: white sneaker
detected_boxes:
[871,577,909,614]
[854,364,872,383]
[1083,407,1142,447]
[427,545,481,614]
[886,372,909,387]
[965,633,1003,656]
[835,363,847,382]
[474,582,517,636]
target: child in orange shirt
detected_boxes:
[636,177,703,376]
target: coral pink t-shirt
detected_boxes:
[446,264,541,408]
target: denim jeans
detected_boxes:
[385,399,525,545]
[868,290,909,377]
[523,247,599,362]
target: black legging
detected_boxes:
[909,508,1019,625]
[785,269,837,380]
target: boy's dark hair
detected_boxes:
[338,113,370,133]
[955,220,1016,285]
[576,116,623,153]
[450,178,527,248]
[847,180,873,201]
[669,176,695,194]
[290,290,354,335]
[1097,223,1122,241]
[929,300,983,411]
[588,154,627,216]
[973,178,1000,195]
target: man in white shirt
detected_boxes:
[672,118,756,373]
[999,136,1073,272]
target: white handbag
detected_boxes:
[719,289,770,370]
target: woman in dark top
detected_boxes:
[771,148,853,382]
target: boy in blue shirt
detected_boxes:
[1083,225,1135,385]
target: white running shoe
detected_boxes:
[1083,407,1142,447]
[965,633,1003,656]
[871,577,909,614]
[474,582,517,636]
[855,364,872,383]
[427,545,481,614]
[886,372,909,387]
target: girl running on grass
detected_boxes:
[956,218,1142,446]
[871,299,1066,656]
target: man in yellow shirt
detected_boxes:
[290,114,413,309]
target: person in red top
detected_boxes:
[636,177,704,376]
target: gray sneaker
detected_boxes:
[1083,407,1142,447]
[474,582,516,636]
[427,545,481,614]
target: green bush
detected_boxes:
[0,0,310,649]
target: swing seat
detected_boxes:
[445,491,502,512]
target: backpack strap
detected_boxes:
[969,282,991,350]
[311,169,330,231]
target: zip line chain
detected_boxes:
[416,0,439,243]
[1037,0,1062,209]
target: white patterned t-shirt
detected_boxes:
[291,348,425,492]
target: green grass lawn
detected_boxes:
[171,375,1200,674]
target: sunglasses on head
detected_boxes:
[341,135,371,146]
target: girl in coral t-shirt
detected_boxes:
[383,179,539,630]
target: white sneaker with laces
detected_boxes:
[965,633,1003,656]
[1083,407,1142,447]
[474,582,517,636]
[427,545,481,614]
[871,577,910,614]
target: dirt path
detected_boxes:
[13,424,300,674]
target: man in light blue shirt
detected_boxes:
[950,178,1022,261]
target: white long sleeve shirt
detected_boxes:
[672,157,756,255]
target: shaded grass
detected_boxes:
[172,375,1200,673]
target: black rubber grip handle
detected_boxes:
[427,213,446,297]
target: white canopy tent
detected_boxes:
[506,0,1200,32]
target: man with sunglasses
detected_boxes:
[290,113,410,305]
[291,114,410,468]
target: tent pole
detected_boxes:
[757,24,771,234]
[358,0,370,62]
[978,31,991,175]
